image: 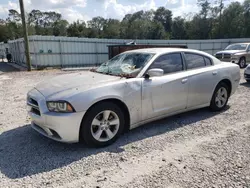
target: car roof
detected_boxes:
[123,48,210,56]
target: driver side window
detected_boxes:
[149,53,184,75]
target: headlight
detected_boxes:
[247,65,250,70]
[47,101,75,113]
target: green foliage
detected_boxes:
[172,17,187,39]
[0,0,250,42]
[67,20,88,37]
[102,19,121,38]
[154,7,172,33]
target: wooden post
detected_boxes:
[19,0,31,71]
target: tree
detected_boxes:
[219,2,245,38]
[198,0,211,19]
[0,1,250,42]
[53,20,68,36]
[87,16,105,38]
[171,17,187,39]
[7,9,21,22]
[148,21,166,39]
[67,20,88,37]
[102,19,121,38]
[243,0,250,37]
[153,7,172,33]
[0,20,9,42]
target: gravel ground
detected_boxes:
[0,63,250,188]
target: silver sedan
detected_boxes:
[245,64,250,82]
[27,48,240,147]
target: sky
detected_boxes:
[0,0,244,23]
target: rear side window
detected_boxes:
[149,53,183,75]
[204,57,212,66]
[185,53,206,69]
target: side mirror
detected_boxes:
[145,68,164,79]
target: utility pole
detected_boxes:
[218,0,223,38]
[19,0,31,71]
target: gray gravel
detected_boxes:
[0,65,250,188]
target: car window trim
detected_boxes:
[247,44,250,51]
[183,52,214,70]
[203,56,213,66]
[142,52,185,76]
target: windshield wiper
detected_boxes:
[91,68,116,76]
[119,73,134,79]
[90,68,97,72]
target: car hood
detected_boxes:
[35,71,122,98]
[216,50,245,54]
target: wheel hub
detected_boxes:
[215,87,228,108]
[91,110,120,142]
[100,123,109,130]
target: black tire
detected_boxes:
[238,57,246,69]
[210,82,229,111]
[80,102,125,147]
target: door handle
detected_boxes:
[212,71,218,75]
[181,78,188,84]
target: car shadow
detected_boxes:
[0,106,229,179]
[240,81,250,88]
[0,62,19,73]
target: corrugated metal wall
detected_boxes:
[7,35,250,68]
[0,42,9,60]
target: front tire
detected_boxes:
[238,57,246,69]
[80,102,125,147]
[210,82,229,111]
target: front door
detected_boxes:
[141,53,189,120]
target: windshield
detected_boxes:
[95,52,154,77]
[225,44,247,50]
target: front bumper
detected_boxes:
[245,73,250,80]
[230,58,240,64]
[215,56,239,63]
[27,89,85,143]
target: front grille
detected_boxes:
[215,53,231,61]
[27,97,41,116]
[223,54,231,59]
[215,54,222,59]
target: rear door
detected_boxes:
[184,53,219,108]
[141,53,189,120]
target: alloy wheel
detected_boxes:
[91,110,120,142]
[240,59,246,68]
[215,87,228,108]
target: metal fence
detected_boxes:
[5,35,250,69]
[0,42,9,61]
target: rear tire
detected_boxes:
[80,102,125,147]
[238,57,246,68]
[210,82,229,111]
